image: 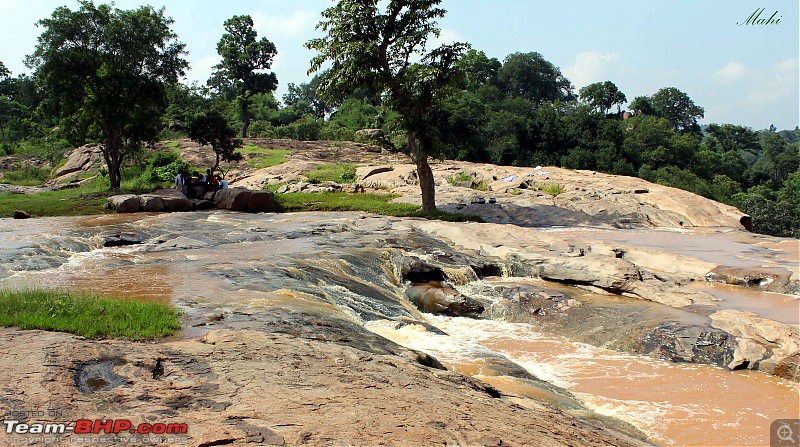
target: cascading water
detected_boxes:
[0,211,796,446]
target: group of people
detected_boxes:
[175,169,229,198]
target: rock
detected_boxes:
[139,195,166,212]
[213,188,274,212]
[356,165,394,180]
[405,283,485,317]
[152,188,193,212]
[108,194,141,213]
[54,144,103,177]
[355,128,385,139]
[158,236,209,250]
[0,327,649,447]
[707,265,794,294]
[710,309,800,379]
[12,210,31,219]
[103,233,144,247]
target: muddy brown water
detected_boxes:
[1,212,798,446]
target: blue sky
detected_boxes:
[1,0,797,130]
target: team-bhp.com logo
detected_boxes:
[4,419,188,435]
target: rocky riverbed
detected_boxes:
[0,139,798,446]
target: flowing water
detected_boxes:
[1,212,797,446]
[369,315,799,446]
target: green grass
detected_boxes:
[241,145,292,169]
[274,191,482,222]
[304,163,357,184]
[446,171,489,191]
[0,188,110,217]
[0,289,181,339]
[1,166,51,186]
[541,183,563,197]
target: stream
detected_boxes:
[0,211,797,446]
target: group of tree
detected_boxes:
[0,0,797,237]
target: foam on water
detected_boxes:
[400,315,800,446]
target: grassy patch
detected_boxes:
[541,183,563,197]
[273,192,482,222]
[1,166,51,186]
[242,145,292,169]
[446,171,489,191]
[304,163,357,184]
[0,289,181,339]
[0,188,110,217]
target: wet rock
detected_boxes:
[405,283,485,317]
[74,359,129,393]
[710,309,800,379]
[707,265,795,294]
[12,209,31,219]
[102,233,144,247]
[643,322,735,367]
[108,194,140,213]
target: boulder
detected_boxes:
[711,309,800,380]
[405,283,484,317]
[213,188,274,212]
[355,128,385,139]
[12,210,31,219]
[139,195,166,212]
[151,189,193,212]
[108,195,140,213]
[54,145,103,177]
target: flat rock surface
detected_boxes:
[0,327,648,447]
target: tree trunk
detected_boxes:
[240,99,250,138]
[103,127,124,191]
[408,132,436,212]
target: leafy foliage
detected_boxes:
[209,15,278,137]
[187,110,243,172]
[307,0,469,211]
[26,1,188,190]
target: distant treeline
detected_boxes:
[1,32,797,236]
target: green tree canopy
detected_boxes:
[498,52,575,105]
[187,110,243,174]
[307,0,469,211]
[210,15,278,138]
[579,81,627,115]
[649,87,704,133]
[26,1,187,189]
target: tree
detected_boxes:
[307,0,469,212]
[649,87,704,133]
[27,1,187,190]
[283,74,337,120]
[579,81,627,115]
[210,15,278,138]
[498,52,575,104]
[187,111,243,174]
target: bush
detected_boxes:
[305,163,357,184]
[1,166,51,185]
[319,123,356,141]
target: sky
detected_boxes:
[0,0,798,130]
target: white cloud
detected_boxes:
[712,62,748,84]
[747,57,798,106]
[563,51,621,90]
[185,55,219,85]
[252,9,318,41]
[430,28,466,48]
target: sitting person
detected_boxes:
[217,175,229,189]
